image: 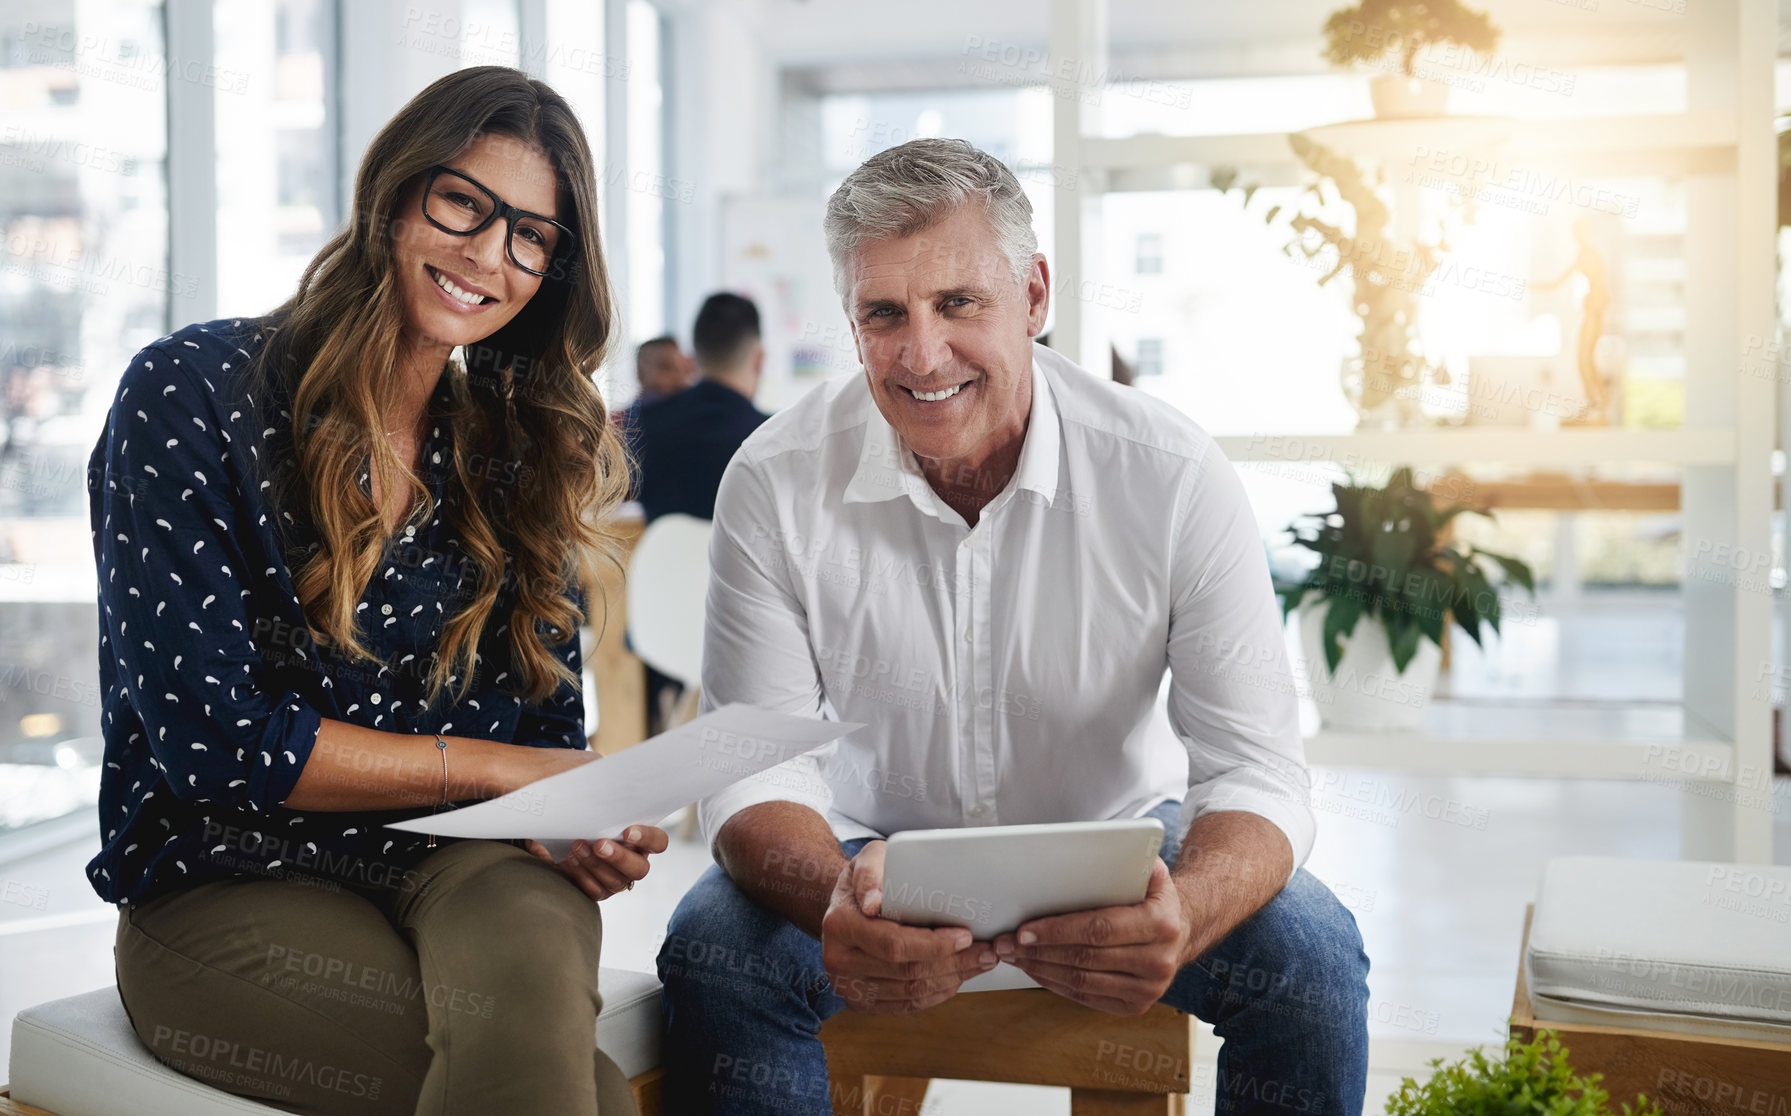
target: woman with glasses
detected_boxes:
[84,66,662,1115]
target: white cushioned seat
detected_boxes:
[1527,856,1791,1045]
[8,969,662,1116]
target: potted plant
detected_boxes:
[1387,1030,1663,1115]
[1321,0,1501,118]
[1216,134,1477,427]
[1277,466,1534,732]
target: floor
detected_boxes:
[6,772,1785,1113]
[3,592,1788,1113]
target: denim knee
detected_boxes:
[657,864,832,1006]
[1184,869,1370,1032]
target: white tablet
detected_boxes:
[878,818,1166,939]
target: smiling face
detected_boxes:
[847,205,1049,473]
[391,131,563,356]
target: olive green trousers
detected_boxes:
[114,838,639,1116]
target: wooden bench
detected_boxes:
[820,987,1193,1115]
[3,979,667,1116]
[0,1078,665,1116]
[1509,905,1791,1111]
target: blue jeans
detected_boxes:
[656,801,1369,1115]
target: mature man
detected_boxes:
[657,139,1369,1115]
[630,292,771,523]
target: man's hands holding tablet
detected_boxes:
[992,858,1191,1016]
[820,840,1000,1013]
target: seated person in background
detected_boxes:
[656,138,1369,1116]
[629,292,771,523]
[612,335,694,459]
[633,334,696,409]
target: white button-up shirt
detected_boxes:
[697,342,1314,871]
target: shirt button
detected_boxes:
[965,630,973,643]
[381,604,394,616]
[970,805,986,817]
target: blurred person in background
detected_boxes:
[628,292,770,524]
[632,334,696,407]
[626,293,771,732]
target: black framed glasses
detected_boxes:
[420,164,576,278]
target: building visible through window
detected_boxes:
[1135,232,1163,274]
[1135,338,1164,378]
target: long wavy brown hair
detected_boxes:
[247,66,628,708]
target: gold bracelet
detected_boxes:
[427,736,448,849]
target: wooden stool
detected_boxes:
[1509,905,1791,1110]
[820,987,1193,1115]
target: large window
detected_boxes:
[0,0,170,832]
[543,0,607,210]
[214,0,334,318]
[625,0,664,343]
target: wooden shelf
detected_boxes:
[1048,0,1777,862]
[1082,112,1738,178]
[1215,428,1735,467]
[1308,732,1734,783]
[1303,699,1735,783]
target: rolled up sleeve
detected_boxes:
[695,457,835,852]
[1164,443,1315,876]
[94,346,323,813]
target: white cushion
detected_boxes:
[594,967,665,1080]
[1527,856,1791,1044]
[9,970,662,1116]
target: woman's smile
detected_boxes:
[425,264,498,312]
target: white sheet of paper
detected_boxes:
[385,704,859,854]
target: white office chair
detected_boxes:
[625,514,713,842]
[625,513,712,732]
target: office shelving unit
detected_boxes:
[1048,0,1778,862]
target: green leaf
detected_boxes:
[1319,594,1363,675]
[1278,584,1308,621]
[1386,609,1423,674]
[1474,548,1537,594]
[1383,1028,1663,1116]
[1457,560,1500,639]
[1402,567,1450,647]
[1371,514,1418,581]
[1448,562,1487,648]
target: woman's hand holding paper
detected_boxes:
[526,825,670,902]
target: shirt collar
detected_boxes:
[843,347,1061,515]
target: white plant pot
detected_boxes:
[1369,73,1449,119]
[1299,601,1442,732]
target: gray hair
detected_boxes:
[823,137,1039,303]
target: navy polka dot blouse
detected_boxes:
[85,317,588,906]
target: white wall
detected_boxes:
[662,0,780,347]
[337,1,522,211]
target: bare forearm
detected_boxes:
[1169,810,1295,966]
[281,718,517,811]
[714,802,849,940]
